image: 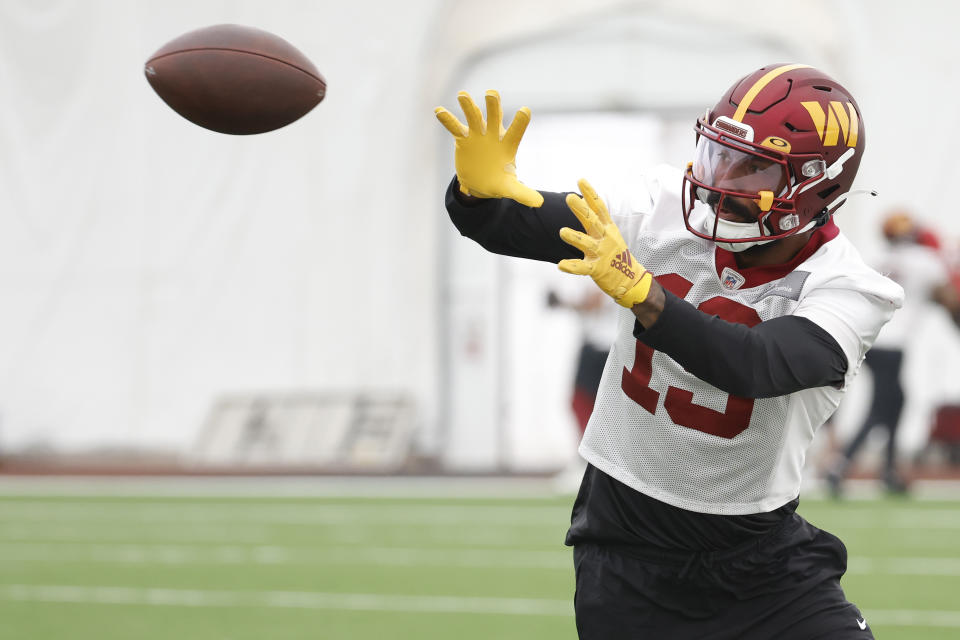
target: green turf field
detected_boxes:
[0,487,957,639]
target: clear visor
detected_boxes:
[692,137,788,195]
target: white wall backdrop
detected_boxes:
[0,0,958,468]
[0,0,446,453]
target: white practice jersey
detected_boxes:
[579,165,904,515]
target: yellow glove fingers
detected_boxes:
[565,193,603,237]
[434,107,468,138]
[484,90,503,138]
[559,227,598,255]
[457,91,486,135]
[504,181,545,208]
[576,178,612,226]
[502,106,532,152]
[558,258,593,276]
[439,89,540,205]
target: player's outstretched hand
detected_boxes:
[434,90,544,207]
[558,178,653,308]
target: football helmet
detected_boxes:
[682,64,866,251]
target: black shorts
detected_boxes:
[573,513,873,640]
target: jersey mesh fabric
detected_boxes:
[579,165,901,515]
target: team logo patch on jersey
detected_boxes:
[753,270,811,302]
[720,267,746,290]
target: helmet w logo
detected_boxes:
[800,101,859,147]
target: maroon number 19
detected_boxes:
[621,273,762,439]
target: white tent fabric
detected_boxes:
[0,0,958,467]
[0,0,445,452]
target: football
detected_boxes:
[144,24,325,135]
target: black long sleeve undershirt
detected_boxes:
[445,177,582,263]
[445,176,848,397]
[636,291,847,398]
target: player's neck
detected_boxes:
[732,230,816,269]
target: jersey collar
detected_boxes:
[713,220,840,289]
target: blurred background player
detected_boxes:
[546,287,613,434]
[545,283,617,490]
[827,210,960,496]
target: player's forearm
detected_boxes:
[630,280,666,328]
[633,289,847,398]
[445,176,584,263]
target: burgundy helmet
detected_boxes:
[682,64,867,247]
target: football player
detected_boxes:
[436,64,903,639]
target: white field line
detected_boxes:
[0,584,573,617]
[0,543,571,570]
[863,609,960,628]
[801,511,960,530]
[0,475,565,499]
[3,475,960,500]
[0,584,959,628]
[0,523,544,548]
[0,502,569,527]
[0,523,276,544]
[4,501,960,530]
[1,542,960,576]
[847,557,960,576]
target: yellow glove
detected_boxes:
[434,90,544,208]
[558,179,653,308]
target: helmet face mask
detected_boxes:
[693,136,788,201]
[681,64,866,248]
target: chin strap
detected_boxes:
[816,188,879,226]
[828,188,878,211]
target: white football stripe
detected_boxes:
[0,501,569,526]
[1,584,959,628]
[863,609,960,628]
[0,475,564,499]
[847,556,960,576]
[0,523,545,547]
[0,542,571,570]
[0,584,573,617]
[3,542,960,576]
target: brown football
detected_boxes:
[144,24,325,135]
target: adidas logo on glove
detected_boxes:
[610,251,636,279]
